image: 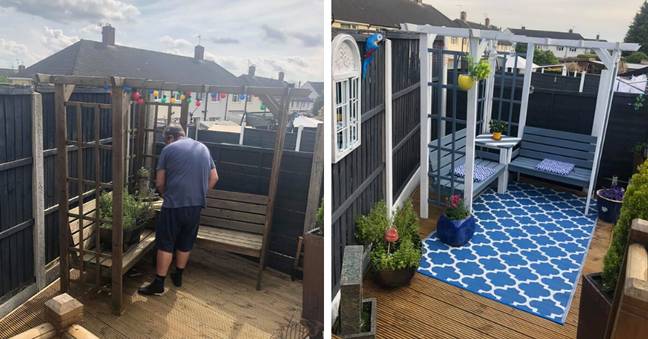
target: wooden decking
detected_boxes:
[0,247,303,338]
[364,185,613,339]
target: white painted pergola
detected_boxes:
[400,23,640,219]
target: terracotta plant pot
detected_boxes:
[492,132,502,141]
[577,273,613,339]
[437,214,476,247]
[457,74,475,91]
[374,267,416,288]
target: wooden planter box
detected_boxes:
[302,229,324,336]
[577,273,613,339]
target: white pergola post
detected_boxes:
[295,125,304,151]
[419,33,435,219]
[463,37,480,211]
[585,48,621,214]
[579,71,586,93]
[482,41,498,134]
[239,121,246,145]
[517,43,535,138]
[385,39,394,215]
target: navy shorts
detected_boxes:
[155,206,202,252]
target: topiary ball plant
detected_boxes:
[601,159,648,293]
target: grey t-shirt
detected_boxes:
[157,137,215,208]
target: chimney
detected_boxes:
[248,65,256,76]
[18,64,25,73]
[569,28,573,33]
[415,0,422,3]
[278,71,285,81]
[102,24,115,46]
[460,11,467,22]
[485,17,490,28]
[521,26,526,30]
[596,34,600,40]
[194,44,204,61]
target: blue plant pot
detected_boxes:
[437,214,476,247]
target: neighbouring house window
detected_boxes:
[569,47,577,52]
[557,46,564,51]
[232,94,239,102]
[451,37,458,44]
[332,33,362,163]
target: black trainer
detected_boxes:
[171,268,183,287]
[137,275,165,296]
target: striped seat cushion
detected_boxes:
[454,164,495,182]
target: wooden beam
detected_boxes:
[419,33,434,219]
[257,86,292,290]
[110,85,127,315]
[303,124,323,233]
[55,83,70,293]
[63,85,75,101]
[517,43,535,138]
[31,91,46,290]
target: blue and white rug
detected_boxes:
[418,182,597,324]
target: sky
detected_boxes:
[429,0,643,42]
[0,0,324,83]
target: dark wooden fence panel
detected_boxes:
[0,91,34,303]
[391,37,420,199]
[204,143,312,273]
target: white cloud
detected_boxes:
[0,0,140,23]
[159,35,193,56]
[0,38,37,65]
[80,23,101,36]
[42,26,79,51]
[208,53,323,83]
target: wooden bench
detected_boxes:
[428,128,506,199]
[196,189,270,289]
[509,126,597,189]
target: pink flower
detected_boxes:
[450,194,462,208]
[384,226,399,243]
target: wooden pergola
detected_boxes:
[36,73,309,315]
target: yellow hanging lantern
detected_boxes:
[170,97,176,104]
[180,94,186,101]
[153,90,159,97]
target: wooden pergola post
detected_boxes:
[110,77,127,315]
[55,83,70,292]
[256,85,292,290]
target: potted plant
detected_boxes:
[489,119,507,141]
[356,200,421,288]
[596,177,625,224]
[458,55,491,91]
[577,160,648,339]
[437,194,476,247]
[97,191,154,252]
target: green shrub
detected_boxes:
[356,200,422,271]
[602,159,648,292]
[98,191,153,231]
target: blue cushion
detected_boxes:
[535,159,575,176]
[454,164,495,182]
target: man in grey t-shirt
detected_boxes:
[139,125,218,296]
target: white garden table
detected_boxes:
[475,134,521,193]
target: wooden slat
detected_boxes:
[524,126,597,143]
[201,207,266,224]
[520,141,595,161]
[199,216,264,234]
[204,198,266,215]
[522,134,596,152]
[79,229,155,272]
[207,189,268,205]
[196,227,262,258]
[519,149,594,169]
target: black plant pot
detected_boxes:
[374,267,416,288]
[577,273,613,339]
[596,190,623,224]
[99,224,145,252]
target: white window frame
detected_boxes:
[332,33,362,163]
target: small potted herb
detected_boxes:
[489,119,507,141]
[596,177,625,224]
[98,191,154,251]
[458,55,491,91]
[356,200,421,288]
[437,194,476,247]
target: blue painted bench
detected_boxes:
[509,126,597,189]
[428,129,506,199]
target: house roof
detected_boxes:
[305,81,323,97]
[452,19,498,31]
[332,0,453,29]
[238,73,289,88]
[508,28,585,40]
[18,39,240,86]
[0,68,17,78]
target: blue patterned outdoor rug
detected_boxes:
[418,182,597,324]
